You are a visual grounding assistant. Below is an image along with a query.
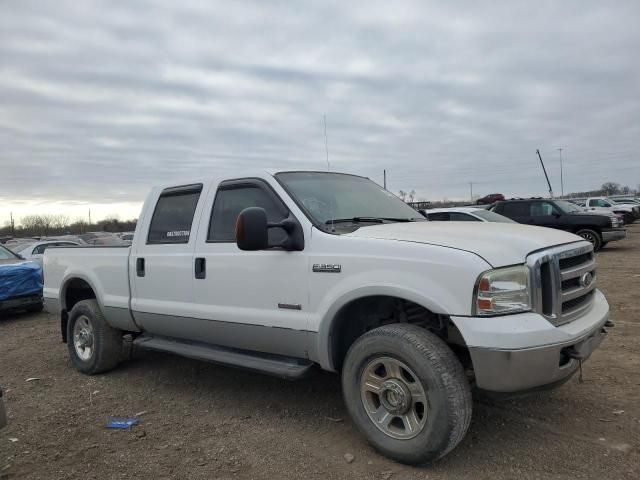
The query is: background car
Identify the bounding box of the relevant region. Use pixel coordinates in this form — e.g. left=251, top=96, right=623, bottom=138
left=476, top=193, right=505, bottom=205
left=420, top=207, right=516, bottom=223
left=13, top=240, right=80, bottom=267
left=0, top=244, right=43, bottom=314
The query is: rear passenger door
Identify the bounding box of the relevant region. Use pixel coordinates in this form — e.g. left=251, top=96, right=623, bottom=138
left=131, top=184, right=209, bottom=336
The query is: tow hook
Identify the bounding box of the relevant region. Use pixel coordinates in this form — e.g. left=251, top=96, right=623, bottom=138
left=561, top=346, right=585, bottom=383
left=605, top=320, right=615, bottom=328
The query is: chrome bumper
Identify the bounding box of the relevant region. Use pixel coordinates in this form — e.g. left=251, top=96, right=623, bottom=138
left=468, top=313, right=609, bottom=393
left=602, top=229, right=626, bottom=242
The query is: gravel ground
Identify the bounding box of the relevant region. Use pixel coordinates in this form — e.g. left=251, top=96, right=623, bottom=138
left=1, top=224, right=639, bottom=479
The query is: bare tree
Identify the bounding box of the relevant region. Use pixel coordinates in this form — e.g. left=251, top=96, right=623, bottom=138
left=408, top=190, right=416, bottom=203
left=398, top=190, right=407, bottom=201
left=601, top=182, right=621, bottom=195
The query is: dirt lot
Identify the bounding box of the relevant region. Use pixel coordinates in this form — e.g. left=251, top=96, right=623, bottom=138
left=1, top=225, right=639, bottom=480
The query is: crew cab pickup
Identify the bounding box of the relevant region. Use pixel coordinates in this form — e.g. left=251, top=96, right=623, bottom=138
left=44, top=171, right=611, bottom=464
left=586, top=197, right=639, bottom=224
left=492, top=198, right=626, bottom=251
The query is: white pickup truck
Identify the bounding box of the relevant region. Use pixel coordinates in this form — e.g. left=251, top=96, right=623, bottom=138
left=44, top=171, right=611, bottom=464
left=586, top=196, right=639, bottom=224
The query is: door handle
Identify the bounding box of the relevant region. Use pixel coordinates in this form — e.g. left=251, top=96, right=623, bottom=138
left=195, top=257, right=206, bottom=279
left=136, top=258, right=145, bottom=277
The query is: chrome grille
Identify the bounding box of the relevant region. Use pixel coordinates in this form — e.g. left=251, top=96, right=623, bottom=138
left=527, top=242, right=596, bottom=326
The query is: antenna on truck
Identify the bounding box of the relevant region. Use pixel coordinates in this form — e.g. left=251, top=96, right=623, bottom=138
left=323, top=114, right=330, bottom=172
left=536, top=149, right=554, bottom=198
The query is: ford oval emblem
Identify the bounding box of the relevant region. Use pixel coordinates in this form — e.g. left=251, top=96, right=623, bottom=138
left=580, top=272, right=593, bottom=288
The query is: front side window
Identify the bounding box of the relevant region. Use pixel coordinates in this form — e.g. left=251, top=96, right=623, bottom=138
left=208, top=184, right=287, bottom=242
left=147, top=185, right=202, bottom=244
left=530, top=202, right=557, bottom=217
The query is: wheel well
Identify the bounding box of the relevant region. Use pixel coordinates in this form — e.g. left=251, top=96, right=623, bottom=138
left=329, top=295, right=458, bottom=371
left=64, top=278, right=96, bottom=312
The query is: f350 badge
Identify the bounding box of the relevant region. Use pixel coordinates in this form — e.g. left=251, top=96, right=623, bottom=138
left=313, top=263, right=342, bottom=273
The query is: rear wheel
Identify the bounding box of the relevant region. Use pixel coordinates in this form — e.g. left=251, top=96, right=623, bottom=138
left=576, top=229, right=602, bottom=251
left=67, top=300, right=122, bottom=374
left=341, top=324, right=472, bottom=465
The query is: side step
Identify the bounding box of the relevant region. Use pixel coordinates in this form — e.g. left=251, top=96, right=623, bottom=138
left=133, top=335, right=315, bottom=380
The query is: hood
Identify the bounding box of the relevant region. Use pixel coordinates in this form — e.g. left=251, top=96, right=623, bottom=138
left=346, top=222, right=584, bottom=267
left=0, top=258, right=24, bottom=266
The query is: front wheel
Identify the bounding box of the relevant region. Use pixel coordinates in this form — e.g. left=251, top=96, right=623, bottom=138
left=576, top=229, right=602, bottom=251
left=341, top=324, right=472, bottom=465
left=67, top=300, right=123, bottom=374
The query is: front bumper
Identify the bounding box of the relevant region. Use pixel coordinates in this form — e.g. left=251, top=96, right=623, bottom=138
left=602, top=228, right=627, bottom=242
left=450, top=289, right=610, bottom=393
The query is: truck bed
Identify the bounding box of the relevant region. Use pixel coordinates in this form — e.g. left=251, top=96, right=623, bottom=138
left=43, top=246, right=131, bottom=315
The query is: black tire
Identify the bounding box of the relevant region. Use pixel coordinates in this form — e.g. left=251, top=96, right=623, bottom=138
left=341, top=324, right=472, bottom=465
left=67, top=300, right=122, bottom=374
left=576, top=229, right=602, bottom=251
left=623, top=213, right=634, bottom=224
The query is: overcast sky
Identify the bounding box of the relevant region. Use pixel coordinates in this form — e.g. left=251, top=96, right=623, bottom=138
left=1, top=0, right=639, bottom=224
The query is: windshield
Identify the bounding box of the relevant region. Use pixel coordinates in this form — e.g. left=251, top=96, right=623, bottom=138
left=555, top=200, right=583, bottom=213
left=276, top=172, right=424, bottom=229
left=472, top=209, right=516, bottom=223
left=0, top=245, right=20, bottom=260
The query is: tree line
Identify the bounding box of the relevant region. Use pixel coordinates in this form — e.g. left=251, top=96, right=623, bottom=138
left=1, top=214, right=137, bottom=239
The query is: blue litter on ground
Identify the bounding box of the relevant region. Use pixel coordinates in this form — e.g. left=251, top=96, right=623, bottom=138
left=106, top=417, right=139, bottom=429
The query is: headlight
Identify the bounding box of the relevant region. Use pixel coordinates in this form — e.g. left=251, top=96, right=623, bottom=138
left=473, top=265, right=531, bottom=316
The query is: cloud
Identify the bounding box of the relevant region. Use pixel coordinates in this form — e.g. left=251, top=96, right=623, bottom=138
left=1, top=0, right=639, bottom=221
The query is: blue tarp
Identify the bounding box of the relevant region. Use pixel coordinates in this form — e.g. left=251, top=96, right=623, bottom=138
left=0, top=262, right=43, bottom=301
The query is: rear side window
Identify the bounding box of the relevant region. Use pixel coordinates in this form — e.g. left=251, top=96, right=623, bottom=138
left=449, top=212, right=480, bottom=221
left=500, top=202, right=530, bottom=217
left=208, top=185, right=287, bottom=242
left=147, top=185, right=202, bottom=244
left=427, top=212, right=451, bottom=221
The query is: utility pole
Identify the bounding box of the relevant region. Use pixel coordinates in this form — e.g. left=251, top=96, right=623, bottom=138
left=10, top=211, right=15, bottom=237
left=383, top=169, right=387, bottom=190
left=88, top=208, right=92, bottom=227
left=557, top=147, right=564, bottom=197
left=469, top=182, right=474, bottom=204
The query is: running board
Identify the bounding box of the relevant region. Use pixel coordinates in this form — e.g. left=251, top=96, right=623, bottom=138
left=133, top=335, right=315, bottom=380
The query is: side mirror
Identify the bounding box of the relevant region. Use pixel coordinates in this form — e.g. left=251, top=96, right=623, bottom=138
left=235, top=207, right=269, bottom=251
left=235, top=208, right=305, bottom=252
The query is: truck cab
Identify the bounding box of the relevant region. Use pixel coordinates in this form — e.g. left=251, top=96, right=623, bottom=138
left=43, top=170, right=611, bottom=465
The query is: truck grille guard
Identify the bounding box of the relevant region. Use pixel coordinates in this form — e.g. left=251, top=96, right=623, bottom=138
left=527, top=242, right=596, bottom=326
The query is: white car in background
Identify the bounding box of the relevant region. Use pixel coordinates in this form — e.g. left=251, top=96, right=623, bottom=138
left=420, top=207, right=516, bottom=223
left=14, top=240, right=80, bottom=266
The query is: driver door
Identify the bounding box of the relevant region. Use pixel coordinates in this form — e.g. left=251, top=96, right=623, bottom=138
left=191, top=178, right=310, bottom=358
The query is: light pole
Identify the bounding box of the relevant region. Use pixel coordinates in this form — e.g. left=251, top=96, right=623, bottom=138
left=557, top=147, right=564, bottom=197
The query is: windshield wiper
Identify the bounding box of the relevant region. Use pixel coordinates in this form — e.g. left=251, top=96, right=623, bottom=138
left=324, top=217, right=416, bottom=225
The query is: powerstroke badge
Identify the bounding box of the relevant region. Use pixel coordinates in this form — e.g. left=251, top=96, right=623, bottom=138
left=313, top=264, right=341, bottom=273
